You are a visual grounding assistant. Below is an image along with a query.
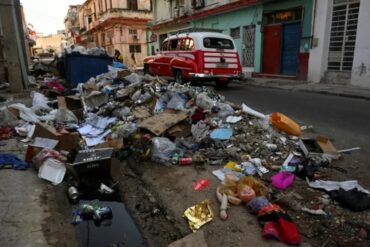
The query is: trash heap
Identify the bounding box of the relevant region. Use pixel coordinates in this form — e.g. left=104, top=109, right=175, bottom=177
left=0, top=68, right=368, bottom=245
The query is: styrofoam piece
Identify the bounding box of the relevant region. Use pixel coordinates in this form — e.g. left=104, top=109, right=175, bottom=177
left=38, top=158, right=66, bottom=185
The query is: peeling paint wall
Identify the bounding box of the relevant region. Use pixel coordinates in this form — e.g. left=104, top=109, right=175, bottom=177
left=351, top=0, right=370, bottom=88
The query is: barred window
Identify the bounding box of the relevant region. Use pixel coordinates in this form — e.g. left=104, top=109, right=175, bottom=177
left=230, top=27, right=240, bottom=39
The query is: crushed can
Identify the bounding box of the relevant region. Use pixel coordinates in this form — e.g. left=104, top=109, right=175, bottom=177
left=71, top=208, right=83, bottom=225
left=93, top=206, right=113, bottom=221
left=179, top=157, right=192, bottom=166
left=67, top=185, right=79, bottom=202
left=81, top=204, right=95, bottom=216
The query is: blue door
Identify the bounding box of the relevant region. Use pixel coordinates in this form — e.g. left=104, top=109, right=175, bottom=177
left=280, top=22, right=301, bottom=75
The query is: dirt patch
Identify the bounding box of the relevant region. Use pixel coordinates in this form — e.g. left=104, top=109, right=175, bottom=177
left=116, top=160, right=182, bottom=246
left=40, top=184, right=78, bottom=246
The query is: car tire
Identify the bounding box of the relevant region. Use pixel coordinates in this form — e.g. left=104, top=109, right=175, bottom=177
left=143, top=64, right=150, bottom=75
left=216, top=80, right=229, bottom=88
left=175, top=70, right=183, bottom=84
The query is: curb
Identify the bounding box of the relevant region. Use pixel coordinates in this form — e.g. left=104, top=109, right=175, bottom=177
left=244, top=82, right=370, bottom=101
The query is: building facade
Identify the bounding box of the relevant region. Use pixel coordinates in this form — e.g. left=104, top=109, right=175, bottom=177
left=35, top=33, right=65, bottom=54
left=308, top=0, right=370, bottom=88
left=64, top=5, right=81, bottom=46
left=150, top=0, right=313, bottom=79
left=77, top=0, right=152, bottom=67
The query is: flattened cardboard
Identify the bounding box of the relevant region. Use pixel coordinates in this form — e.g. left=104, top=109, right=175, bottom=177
left=138, top=111, right=188, bottom=136
left=33, top=122, right=80, bottom=151
left=117, top=87, right=135, bottom=98
left=117, top=70, right=132, bottom=78
left=133, top=106, right=151, bottom=119
left=167, top=121, right=191, bottom=138
left=95, top=137, right=124, bottom=150
left=84, top=92, right=108, bottom=109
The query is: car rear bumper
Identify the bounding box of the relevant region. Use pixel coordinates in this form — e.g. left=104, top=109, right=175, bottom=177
left=188, top=73, right=242, bottom=80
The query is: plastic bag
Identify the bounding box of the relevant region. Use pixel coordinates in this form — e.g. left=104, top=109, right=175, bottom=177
left=217, top=103, right=234, bottom=118
left=125, top=73, right=143, bottom=85
left=196, top=93, right=215, bottom=111
left=32, top=148, right=61, bottom=170
left=115, top=123, right=137, bottom=138
left=72, top=45, right=87, bottom=54
left=55, top=108, right=79, bottom=123
left=9, top=103, right=39, bottom=123
left=31, top=91, right=52, bottom=112
left=0, top=106, right=19, bottom=127
left=151, top=137, right=176, bottom=164
left=38, top=109, right=57, bottom=122
left=167, top=93, right=187, bottom=110
left=191, top=120, right=210, bottom=143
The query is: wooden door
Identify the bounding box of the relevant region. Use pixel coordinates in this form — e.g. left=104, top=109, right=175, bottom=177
left=262, top=24, right=282, bottom=74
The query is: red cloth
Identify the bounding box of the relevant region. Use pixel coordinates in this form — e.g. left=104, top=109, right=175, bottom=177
left=258, top=204, right=302, bottom=245
left=262, top=218, right=302, bottom=245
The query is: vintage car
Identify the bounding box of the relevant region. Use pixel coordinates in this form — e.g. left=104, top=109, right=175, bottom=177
left=143, top=32, right=242, bottom=87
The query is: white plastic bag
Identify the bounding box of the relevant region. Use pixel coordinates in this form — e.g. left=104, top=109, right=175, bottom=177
left=55, top=108, right=79, bottom=123
left=125, top=73, right=143, bottom=85
left=167, top=93, right=187, bottom=110
left=217, top=103, right=235, bottom=118
left=31, top=91, right=52, bottom=112
left=151, top=137, right=176, bottom=164
left=196, top=92, right=215, bottom=111
left=191, top=120, right=210, bottom=143
left=0, top=106, right=19, bottom=127
left=9, top=103, right=39, bottom=122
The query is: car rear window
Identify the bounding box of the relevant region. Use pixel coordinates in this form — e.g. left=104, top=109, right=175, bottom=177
left=203, top=37, right=234, bottom=50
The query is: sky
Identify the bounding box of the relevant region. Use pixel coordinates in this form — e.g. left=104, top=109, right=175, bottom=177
left=21, top=0, right=85, bottom=35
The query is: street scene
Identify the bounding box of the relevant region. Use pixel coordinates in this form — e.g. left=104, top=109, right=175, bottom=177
left=0, top=0, right=370, bottom=246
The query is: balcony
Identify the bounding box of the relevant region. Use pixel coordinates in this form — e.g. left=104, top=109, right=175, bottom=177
left=99, top=8, right=152, bottom=23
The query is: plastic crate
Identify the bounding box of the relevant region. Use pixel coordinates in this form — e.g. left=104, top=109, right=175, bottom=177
left=64, top=53, right=112, bottom=86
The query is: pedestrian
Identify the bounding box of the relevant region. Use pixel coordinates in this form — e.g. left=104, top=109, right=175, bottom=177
left=131, top=52, right=136, bottom=68
left=114, top=49, right=123, bottom=63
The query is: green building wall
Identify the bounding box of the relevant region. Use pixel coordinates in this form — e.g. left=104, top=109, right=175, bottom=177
left=192, top=5, right=264, bottom=72
left=191, top=0, right=313, bottom=73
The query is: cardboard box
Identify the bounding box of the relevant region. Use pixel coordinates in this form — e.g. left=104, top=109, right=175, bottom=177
left=33, top=122, right=80, bottom=151
left=299, top=136, right=337, bottom=157
left=25, top=137, right=59, bottom=163
left=57, top=96, right=84, bottom=120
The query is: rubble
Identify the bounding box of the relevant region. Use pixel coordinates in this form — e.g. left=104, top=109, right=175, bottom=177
left=0, top=66, right=368, bottom=246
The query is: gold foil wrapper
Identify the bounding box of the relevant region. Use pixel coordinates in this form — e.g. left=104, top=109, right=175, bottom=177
left=183, top=199, right=214, bottom=232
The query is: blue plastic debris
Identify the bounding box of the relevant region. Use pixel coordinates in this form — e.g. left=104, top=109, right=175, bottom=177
left=210, top=128, right=233, bottom=140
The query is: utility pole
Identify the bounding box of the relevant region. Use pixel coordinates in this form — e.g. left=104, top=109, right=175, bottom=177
left=0, top=0, right=28, bottom=92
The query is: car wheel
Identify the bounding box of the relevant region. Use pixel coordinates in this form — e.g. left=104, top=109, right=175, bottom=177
left=143, top=64, right=150, bottom=75
left=216, top=80, right=229, bottom=88
left=175, top=70, right=183, bottom=84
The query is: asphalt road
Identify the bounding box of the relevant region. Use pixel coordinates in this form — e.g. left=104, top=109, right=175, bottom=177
left=215, top=82, right=370, bottom=186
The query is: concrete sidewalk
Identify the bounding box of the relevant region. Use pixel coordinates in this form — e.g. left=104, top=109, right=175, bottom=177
left=245, top=78, right=370, bottom=100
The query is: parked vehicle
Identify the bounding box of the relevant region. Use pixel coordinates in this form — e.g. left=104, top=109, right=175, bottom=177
left=143, top=32, right=242, bottom=87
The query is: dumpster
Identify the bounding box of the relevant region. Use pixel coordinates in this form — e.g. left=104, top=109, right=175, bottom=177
left=64, top=53, right=113, bottom=86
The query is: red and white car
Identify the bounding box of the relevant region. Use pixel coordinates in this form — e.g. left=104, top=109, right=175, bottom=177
left=144, top=32, right=243, bottom=87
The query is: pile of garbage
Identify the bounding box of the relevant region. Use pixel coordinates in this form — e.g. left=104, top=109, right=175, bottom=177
left=0, top=67, right=367, bottom=245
